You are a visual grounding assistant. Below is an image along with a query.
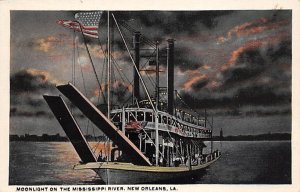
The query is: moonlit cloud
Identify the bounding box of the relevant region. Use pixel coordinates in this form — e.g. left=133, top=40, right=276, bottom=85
left=10, top=10, right=291, bottom=135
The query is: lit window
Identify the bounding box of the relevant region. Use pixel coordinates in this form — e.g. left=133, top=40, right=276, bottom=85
left=145, top=112, right=153, bottom=122
left=137, top=112, right=144, bottom=121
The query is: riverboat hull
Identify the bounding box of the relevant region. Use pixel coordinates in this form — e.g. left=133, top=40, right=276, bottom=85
left=74, top=155, right=220, bottom=184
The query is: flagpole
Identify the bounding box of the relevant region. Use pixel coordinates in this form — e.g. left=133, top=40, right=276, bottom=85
left=107, top=11, right=111, bottom=120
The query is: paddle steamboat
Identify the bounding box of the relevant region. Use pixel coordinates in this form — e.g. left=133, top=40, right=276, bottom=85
left=44, top=11, right=221, bottom=184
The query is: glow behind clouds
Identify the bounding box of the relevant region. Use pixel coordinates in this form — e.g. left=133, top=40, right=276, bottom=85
left=10, top=10, right=291, bottom=136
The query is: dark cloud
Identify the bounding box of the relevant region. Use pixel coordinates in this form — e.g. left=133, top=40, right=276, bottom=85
left=235, top=85, right=290, bottom=106
left=179, top=83, right=290, bottom=111
left=243, top=109, right=291, bottom=116
left=10, top=106, right=87, bottom=119
left=191, top=79, right=209, bottom=91
left=111, top=81, right=132, bottom=104
left=217, top=39, right=291, bottom=90
left=10, top=69, right=55, bottom=94
left=174, top=48, right=203, bottom=72
left=10, top=107, right=51, bottom=118
left=212, top=108, right=291, bottom=117
left=178, top=92, right=231, bottom=109
left=114, top=11, right=233, bottom=34
left=146, top=45, right=203, bottom=72
left=10, top=10, right=292, bottom=135
left=10, top=69, right=59, bottom=118
left=268, top=40, right=291, bottom=62
left=222, top=49, right=266, bottom=86
left=26, top=98, right=45, bottom=107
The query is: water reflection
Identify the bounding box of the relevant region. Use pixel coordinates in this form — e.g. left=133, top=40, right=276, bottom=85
left=9, top=141, right=291, bottom=185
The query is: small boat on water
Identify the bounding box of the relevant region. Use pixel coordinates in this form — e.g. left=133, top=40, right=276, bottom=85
left=44, top=11, right=221, bottom=184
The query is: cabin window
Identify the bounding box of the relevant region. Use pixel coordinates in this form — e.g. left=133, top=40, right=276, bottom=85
left=174, top=120, right=178, bottom=127
left=162, top=116, right=167, bottom=124
left=171, top=119, right=175, bottom=126
left=112, top=113, right=121, bottom=122
left=145, top=112, right=153, bottom=122
left=125, top=112, right=129, bottom=123
left=137, top=112, right=144, bottom=121
left=129, top=112, right=135, bottom=121
left=184, top=117, right=190, bottom=122
left=168, top=117, right=172, bottom=125
left=158, top=114, right=162, bottom=123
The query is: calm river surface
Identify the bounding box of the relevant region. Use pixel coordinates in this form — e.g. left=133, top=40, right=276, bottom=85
left=9, top=141, right=291, bottom=185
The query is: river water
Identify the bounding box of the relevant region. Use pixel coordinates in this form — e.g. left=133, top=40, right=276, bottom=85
left=9, top=141, right=291, bottom=185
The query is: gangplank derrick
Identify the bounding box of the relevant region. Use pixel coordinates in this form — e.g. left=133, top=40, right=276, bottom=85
left=56, top=83, right=152, bottom=166
left=44, top=95, right=97, bottom=163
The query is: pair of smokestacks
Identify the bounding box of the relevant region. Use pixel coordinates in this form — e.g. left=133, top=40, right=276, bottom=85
left=133, top=32, right=174, bottom=115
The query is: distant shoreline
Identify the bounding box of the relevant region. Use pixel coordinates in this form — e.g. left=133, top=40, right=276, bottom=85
left=212, top=133, right=291, bottom=141
left=9, top=133, right=291, bottom=142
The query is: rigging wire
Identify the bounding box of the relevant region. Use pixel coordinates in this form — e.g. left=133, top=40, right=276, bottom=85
left=69, top=30, right=76, bottom=115
left=72, top=30, right=76, bottom=85
left=144, top=70, right=156, bottom=89
left=96, top=17, right=158, bottom=108
left=120, top=19, right=214, bottom=128
left=175, top=91, right=213, bottom=128
left=117, top=19, right=158, bottom=100
left=92, top=21, right=156, bottom=110
left=77, top=22, right=107, bottom=105
left=119, top=21, right=157, bottom=91
left=101, top=55, right=108, bottom=109
left=111, top=56, right=132, bottom=85
left=112, top=13, right=156, bottom=112
left=74, top=34, right=92, bottom=137
left=119, top=21, right=156, bottom=48
left=76, top=23, right=109, bottom=157
left=75, top=38, right=88, bottom=96
left=110, top=59, right=133, bottom=107
left=111, top=58, right=116, bottom=108
left=176, top=91, right=202, bottom=117
left=111, top=51, right=157, bottom=108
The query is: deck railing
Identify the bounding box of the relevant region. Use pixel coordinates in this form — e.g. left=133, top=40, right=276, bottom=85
left=111, top=108, right=212, bottom=139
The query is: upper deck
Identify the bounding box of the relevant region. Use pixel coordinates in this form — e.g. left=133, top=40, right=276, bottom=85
left=111, top=107, right=212, bottom=139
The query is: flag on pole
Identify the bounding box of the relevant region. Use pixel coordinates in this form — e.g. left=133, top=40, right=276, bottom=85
left=56, top=11, right=103, bottom=39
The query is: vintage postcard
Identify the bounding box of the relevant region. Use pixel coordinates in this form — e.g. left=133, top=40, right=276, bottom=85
left=1, top=0, right=300, bottom=191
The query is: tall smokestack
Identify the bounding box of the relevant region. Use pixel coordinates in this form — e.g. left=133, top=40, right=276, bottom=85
left=133, top=31, right=141, bottom=101
left=167, top=39, right=175, bottom=115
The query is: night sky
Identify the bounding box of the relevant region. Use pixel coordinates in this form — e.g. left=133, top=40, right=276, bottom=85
left=10, top=10, right=291, bottom=136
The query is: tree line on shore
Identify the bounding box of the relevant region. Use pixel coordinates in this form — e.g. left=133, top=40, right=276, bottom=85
left=9, top=132, right=291, bottom=142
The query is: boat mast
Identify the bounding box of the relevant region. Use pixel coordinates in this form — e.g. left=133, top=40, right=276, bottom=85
left=155, top=42, right=159, bottom=110
left=133, top=32, right=141, bottom=103
left=155, top=110, right=159, bottom=165
left=155, top=42, right=159, bottom=166
left=204, top=109, right=207, bottom=127
left=211, top=116, right=214, bottom=153
left=107, top=11, right=111, bottom=119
